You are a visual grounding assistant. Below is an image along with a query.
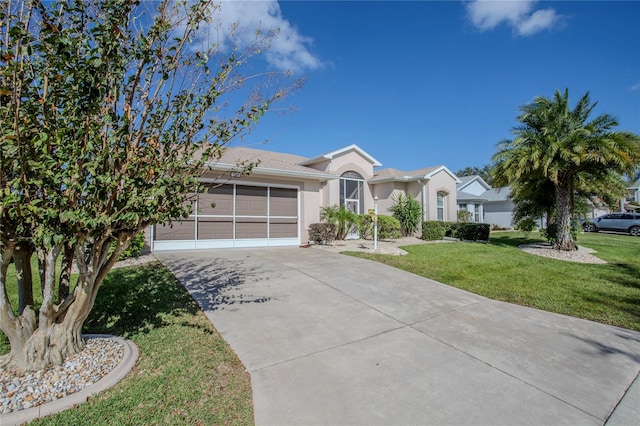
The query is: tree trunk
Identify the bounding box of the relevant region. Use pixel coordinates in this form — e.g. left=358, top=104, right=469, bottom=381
left=13, top=245, right=34, bottom=314
left=0, top=236, right=128, bottom=374
left=59, top=244, right=74, bottom=302
left=554, top=181, right=577, bottom=251
left=2, top=322, right=84, bottom=374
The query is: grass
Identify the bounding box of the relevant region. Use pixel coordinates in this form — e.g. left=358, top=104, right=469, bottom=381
left=1, top=262, right=254, bottom=425
left=347, top=231, right=640, bottom=331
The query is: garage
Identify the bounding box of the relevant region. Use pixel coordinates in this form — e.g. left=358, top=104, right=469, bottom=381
left=152, top=182, right=299, bottom=250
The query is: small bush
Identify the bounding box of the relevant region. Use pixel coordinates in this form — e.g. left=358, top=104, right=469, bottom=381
left=449, top=223, right=490, bottom=241
left=515, top=217, right=537, bottom=233
left=358, top=214, right=402, bottom=240
left=491, top=224, right=509, bottom=231
left=309, top=223, right=337, bottom=245
left=422, top=221, right=451, bottom=240
left=111, top=231, right=146, bottom=260
left=457, top=210, right=472, bottom=223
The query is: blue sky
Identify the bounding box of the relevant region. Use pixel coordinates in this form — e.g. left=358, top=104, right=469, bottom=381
left=217, top=1, right=640, bottom=173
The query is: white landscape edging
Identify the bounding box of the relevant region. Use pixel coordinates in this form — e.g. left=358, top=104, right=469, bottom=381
left=0, top=335, right=139, bottom=425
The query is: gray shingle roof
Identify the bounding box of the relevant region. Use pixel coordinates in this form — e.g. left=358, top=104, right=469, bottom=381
left=210, top=147, right=335, bottom=179
left=482, top=186, right=512, bottom=202
left=457, top=190, right=488, bottom=202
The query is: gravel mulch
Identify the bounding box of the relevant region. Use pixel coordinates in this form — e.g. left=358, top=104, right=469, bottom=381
left=310, top=236, right=452, bottom=255
left=0, top=337, right=123, bottom=414
left=518, top=243, right=607, bottom=264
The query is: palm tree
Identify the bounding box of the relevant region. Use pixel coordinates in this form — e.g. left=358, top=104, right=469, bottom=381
left=493, top=89, right=640, bottom=250
left=320, top=205, right=358, bottom=240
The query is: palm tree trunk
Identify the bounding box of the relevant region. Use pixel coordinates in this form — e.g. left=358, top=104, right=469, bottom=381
left=554, top=181, right=577, bottom=251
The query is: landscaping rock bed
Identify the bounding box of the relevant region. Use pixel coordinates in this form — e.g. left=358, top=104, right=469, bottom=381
left=0, top=337, right=123, bottom=414
left=518, top=243, right=607, bottom=264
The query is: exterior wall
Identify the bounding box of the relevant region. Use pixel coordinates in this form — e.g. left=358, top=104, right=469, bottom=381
left=372, top=182, right=406, bottom=215
left=483, top=200, right=515, bottom=229
left=301, top=180, right=322, bottom=242
left=424, top=170, right=458, bottom=221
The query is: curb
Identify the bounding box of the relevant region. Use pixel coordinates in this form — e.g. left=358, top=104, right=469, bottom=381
left=1, top=334, right=139, bottom=425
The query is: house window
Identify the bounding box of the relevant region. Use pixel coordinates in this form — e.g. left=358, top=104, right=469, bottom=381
left=340, top=171, right=364, bottom=214
left=458, top=204, right=467, bottom=211
left=474, top=204, right=481, bottom=223
left=437, top=192, right=446, bottom=221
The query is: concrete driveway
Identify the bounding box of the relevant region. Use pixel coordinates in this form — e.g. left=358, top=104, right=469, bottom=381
left=156, top=247, right=640, bottom=426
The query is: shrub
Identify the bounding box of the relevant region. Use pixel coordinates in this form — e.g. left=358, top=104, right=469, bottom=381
left=309, top=223, right=337, bottom=245
left=378, top=215, right=402, bottom=239
left=422, top=221, right=451, bottom=240
left=491, top=224, right=509, bottom=231
left=449, top=223, right=490, bottom=241
left=389, top=193, right=422, bottom=236
left=358, top=214, right=402, bottom=240
left=515, top=217, right=537, bottom=233
left=357, top=214, right=373, bottom=239
left=457, top=210, right=472, bottom=223
left=111, top=231, right=147, bottom=260
left=320, top=205, right=357, bottom=240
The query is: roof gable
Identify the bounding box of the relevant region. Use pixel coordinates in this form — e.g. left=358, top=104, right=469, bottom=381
left=457, top=175, right=491, bottom=192
left=299, top=144, right=382, bottom=167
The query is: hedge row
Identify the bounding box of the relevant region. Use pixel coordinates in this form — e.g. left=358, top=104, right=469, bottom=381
left=421, top=221, right=490, bottom=241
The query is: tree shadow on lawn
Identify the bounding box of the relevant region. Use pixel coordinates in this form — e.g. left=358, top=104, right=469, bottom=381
left=84, top=262, right=202, bottom=337
left=488, top=234, right=543, bottom=249
left=607, top=262, right=640, bottom=290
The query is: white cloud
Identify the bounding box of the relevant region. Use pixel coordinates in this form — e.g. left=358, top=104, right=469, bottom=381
left=466, top=0, right=563, bottom=36
left=205, top=1, right=322, bottom=73
left=631, top=83, right=640, bottom=91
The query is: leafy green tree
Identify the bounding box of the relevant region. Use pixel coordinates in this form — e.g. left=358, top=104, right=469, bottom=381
left=493, top=89, right=640, bottom=250
left=0, top=0, right=296, bottom=373
left=389, top=193, right=422, bottom=236
left=455, top=165, right=494, bottom=186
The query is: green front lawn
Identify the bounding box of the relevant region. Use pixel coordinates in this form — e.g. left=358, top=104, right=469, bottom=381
left=1, top=263, right=254, bottom=425
left=348, top=231, right=640, bottom=331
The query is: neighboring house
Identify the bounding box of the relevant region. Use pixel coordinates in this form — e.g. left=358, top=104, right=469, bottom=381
left=481, top=186, right=517, bottom=229
left=456, top=175, right=491, bottom=223
left=625, top=179, right=640, bottom=211
left=455, top=176, right=516, bottom=229
left=456, top=176, right=613, bottom=229
left=151, top=144, right=460, bottom=251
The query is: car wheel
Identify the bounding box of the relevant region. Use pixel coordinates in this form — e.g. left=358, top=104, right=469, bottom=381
left=583, top=223, right=596, bottom=232
left=630, top=226, right=640, bottom=237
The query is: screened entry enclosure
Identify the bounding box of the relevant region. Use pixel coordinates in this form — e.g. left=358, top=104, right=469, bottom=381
left=152, top=183, right=300, bottom=250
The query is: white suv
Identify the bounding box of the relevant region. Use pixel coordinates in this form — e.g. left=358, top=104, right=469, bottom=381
left=583, top=213, right=640, bottom=236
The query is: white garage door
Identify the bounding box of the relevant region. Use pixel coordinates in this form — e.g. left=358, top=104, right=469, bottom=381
left=152, top=183, right=299, bottom=250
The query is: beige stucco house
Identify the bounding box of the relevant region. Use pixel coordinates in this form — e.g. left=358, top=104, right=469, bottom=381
left=151, top=144, right=460, bottom=251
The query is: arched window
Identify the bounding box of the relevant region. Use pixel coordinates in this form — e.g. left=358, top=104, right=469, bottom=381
left=340, top=171, right=364, bottom=214
left=437, top=192, right=447, bottom=221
